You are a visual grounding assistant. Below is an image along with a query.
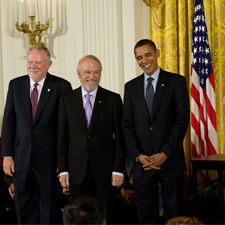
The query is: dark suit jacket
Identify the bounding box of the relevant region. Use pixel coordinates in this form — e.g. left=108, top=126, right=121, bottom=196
left=121, top=69, right=190, bottom=178
left=1, top=73, right=72, bottom=173
left=57, top=86, right=125, bottom=185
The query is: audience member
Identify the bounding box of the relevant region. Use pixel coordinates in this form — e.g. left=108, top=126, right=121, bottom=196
left=116, top=155, right=163, bottom=224
left=166, top=216, right=204, bottom=225
left=116, top=154, right=137, bottom=224
left=63, top=196, right=106, bottom=225
left=0, top=138, right=16, bottom=224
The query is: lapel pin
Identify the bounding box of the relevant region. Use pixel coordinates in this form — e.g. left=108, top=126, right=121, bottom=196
left=99, top=100, right=102, bottom=103
left=161, top=84, right=164, bottom=86
left=47, top=89, right=50, bottom=92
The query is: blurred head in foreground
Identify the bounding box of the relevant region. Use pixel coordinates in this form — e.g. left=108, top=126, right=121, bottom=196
left=63, top=196, right=106, bottom=224
left=166, top=216, right=204, bottom=225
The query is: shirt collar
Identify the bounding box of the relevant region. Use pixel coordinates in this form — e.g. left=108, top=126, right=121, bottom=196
left=81, top=86, right=98, bottom=98
left=144, top=66, right=160, bottom=83
left=30, top=76, right=46, bottom=87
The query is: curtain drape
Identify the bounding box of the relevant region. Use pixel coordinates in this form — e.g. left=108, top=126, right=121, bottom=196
left=144, top=0, right=225, bottom=189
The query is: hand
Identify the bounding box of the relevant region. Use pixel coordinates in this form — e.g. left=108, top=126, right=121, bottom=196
left=62, top=187, right=70, bottom=195
left=121, top=188, right=136, bottom=205
left=223, top=95, right=225, bottom=106
left=142, top=152, right=167, bottom=171
left=111, top=174, right=123, bottom=186
left=8, top=183, right=15, bottom=199
left=138, top=154, right=160, bottom=171
left=125, top=190, right=136, bottom=205
left=59, top=174, right=70, bottom=188
left=3, top=157, right=15, bottom=176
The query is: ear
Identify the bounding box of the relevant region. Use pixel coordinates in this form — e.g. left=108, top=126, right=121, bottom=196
left=47, top=60, right=53, bottom=69
left=156, top=49, right=160, bottom=58
left=77, top=71, right=81, bottom=79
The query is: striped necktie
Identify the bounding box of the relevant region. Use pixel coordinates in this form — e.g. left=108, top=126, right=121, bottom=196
left=146, top=77, right=154, bottom=115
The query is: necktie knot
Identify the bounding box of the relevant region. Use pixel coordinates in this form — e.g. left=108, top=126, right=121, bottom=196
left=147, top=77, right=154, bottom=83
left=85, top=93, right=91, bottom=101
left=34, top=82, right=38, bottom=89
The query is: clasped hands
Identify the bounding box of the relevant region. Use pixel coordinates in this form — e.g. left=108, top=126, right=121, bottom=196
left=138, top=152, right=167, bottom=171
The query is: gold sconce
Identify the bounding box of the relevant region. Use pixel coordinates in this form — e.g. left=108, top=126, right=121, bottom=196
left=15, top=0, right=49, bottom=47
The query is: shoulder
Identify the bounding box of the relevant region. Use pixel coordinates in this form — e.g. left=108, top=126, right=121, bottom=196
left=98, top=86, right=121, bottom=99
left=160, top=69, right=187, bottom=85
left=48, top=74, right=71, bottom=86
left=125, top=74, right=144, bottom=87
left=10, top=75, right=28, bottom=84
left=61, top=86, right=80, bottom=99
left=161, top=69, right=186, bottom=80
left=7, top=75, right=29, bottom=91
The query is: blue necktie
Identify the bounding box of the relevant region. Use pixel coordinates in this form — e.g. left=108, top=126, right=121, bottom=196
left=85, top=93, right=92, bottom=128
left=146, top=77, right=154, bottom=115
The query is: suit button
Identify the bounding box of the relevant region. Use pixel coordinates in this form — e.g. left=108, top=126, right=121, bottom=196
left=87, top=135, right=91, bottom=138
left=150, top=127, right=153, bottom=130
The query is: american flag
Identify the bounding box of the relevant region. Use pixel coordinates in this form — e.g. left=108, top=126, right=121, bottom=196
left=191, top=0, right=218, bottom=158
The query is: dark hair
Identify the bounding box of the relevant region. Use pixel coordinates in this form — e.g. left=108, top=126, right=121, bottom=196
left=134, top=39, right=157, bottom=54
left=63, top=196, right=106, bottom=224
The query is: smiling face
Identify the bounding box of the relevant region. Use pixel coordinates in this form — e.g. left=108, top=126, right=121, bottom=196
left=77, top=58, right=101, bottom=92
left=135, top=44, right=160, bottom=77
left=27, top=50, right=52, bottom=82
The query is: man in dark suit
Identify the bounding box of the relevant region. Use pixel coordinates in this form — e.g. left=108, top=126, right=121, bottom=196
left=121, top=39, right=190, bottom=224
left=1, top=46, right=72, bottom=224
left=57, top=55, right=125, bottom=224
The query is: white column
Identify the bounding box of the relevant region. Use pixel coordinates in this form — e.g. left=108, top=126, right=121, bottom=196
left=81, top=0, right=124, bottom=95
left=0, top=0, right=150, bottom=128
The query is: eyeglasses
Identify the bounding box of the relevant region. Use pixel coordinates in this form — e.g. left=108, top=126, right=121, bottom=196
left=83, top=71, right=101, bottom=76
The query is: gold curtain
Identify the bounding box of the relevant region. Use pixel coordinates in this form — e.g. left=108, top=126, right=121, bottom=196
left=143, top=0, right=225, bottom=187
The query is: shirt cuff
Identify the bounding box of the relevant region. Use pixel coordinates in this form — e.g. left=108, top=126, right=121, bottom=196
left=136, top=154, right=143, bottom=162
left=59, top=171, right=69, bottom=176
left=112, top=172, right=124, bottom=177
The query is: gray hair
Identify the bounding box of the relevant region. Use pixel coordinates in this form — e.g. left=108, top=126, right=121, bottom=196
left=77, top=55, right=102, bottom=73
left=27, top=46, right=51, bottom=61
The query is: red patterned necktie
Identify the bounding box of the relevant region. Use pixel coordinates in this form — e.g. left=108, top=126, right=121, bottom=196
left=31, top=83, right=38, bottom=121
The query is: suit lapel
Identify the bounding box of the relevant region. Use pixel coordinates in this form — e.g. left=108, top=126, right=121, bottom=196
left=136, top=75, right=150, bottom=121
left=151, top=70, right=168, bottom=117
left=21, top=76, right=33, bottom=124
left=33, top=73, right=53, bottom=124
left=74, top=87, right=88, bottom=131
left=88, top=86, right=105, bottom=131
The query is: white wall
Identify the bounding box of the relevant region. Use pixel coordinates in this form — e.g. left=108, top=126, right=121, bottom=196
left=0, top=0, right=150, bottom=131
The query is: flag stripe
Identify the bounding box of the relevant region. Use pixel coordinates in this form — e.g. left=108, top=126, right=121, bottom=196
left=191, top=0, right=218, bottom=159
